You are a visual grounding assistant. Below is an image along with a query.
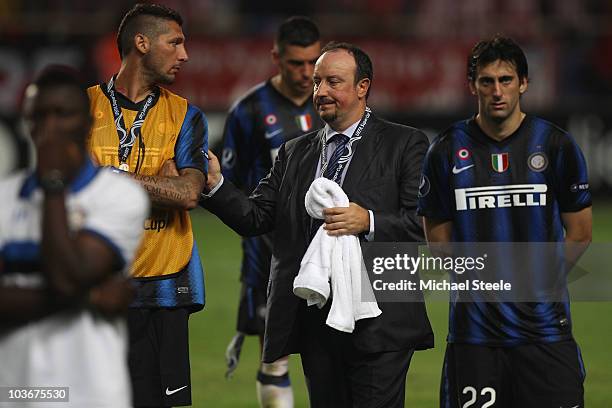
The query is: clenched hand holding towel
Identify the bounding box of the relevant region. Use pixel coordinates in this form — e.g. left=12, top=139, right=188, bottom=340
left=293, top=177, right=381, bottom=333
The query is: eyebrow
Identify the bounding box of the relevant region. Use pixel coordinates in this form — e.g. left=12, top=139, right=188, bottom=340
left=478, top=74, right=514, bottom=81
left=287, top=58, right=316, bottom=64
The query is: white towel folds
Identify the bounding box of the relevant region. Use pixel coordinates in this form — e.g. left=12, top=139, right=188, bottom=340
left=293, top=177, right=382, bottom=333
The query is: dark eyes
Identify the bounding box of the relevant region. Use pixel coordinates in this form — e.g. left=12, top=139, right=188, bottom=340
left=480, top=77, right=513, bottom=85
left=312, top=78, right=341, bottom=87
left=28, top=108, right=79, bottom=122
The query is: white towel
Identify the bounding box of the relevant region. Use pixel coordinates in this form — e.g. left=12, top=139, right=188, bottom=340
left=293, top=177, right=382, bottom=333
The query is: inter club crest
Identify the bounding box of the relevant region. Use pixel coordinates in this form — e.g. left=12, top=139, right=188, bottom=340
left=295, top=114, right=312, bottom=132
left=527, top=152, right=548, bottom=172
left=491, top=153, right=509, bottom=173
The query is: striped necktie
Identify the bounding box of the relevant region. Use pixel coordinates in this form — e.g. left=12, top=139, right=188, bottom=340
left=309, top=133, right=350, bottom=239
left=323, top=133, right=350, bottom=182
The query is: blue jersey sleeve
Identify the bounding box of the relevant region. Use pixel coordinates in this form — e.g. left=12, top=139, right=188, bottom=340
left=555, top=134, right=592, bottom=212
left=417, top=136, right=454, bottom=221
left=221, top=102, right=254, bottom=189
left=175, top=104, right=208, bottom=175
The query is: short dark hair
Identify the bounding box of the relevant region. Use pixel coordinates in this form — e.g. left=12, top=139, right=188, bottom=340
left=467, top=35, right=529, bottom=83
left=276, top=16, right=320, bottom=55
left=33, top=65, right=89, bottom=111
left=117, top=3, right=183, bottom=59
left=320, top=41, right=373, bottom=99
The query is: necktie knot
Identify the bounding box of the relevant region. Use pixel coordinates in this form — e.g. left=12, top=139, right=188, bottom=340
left=330, top=133, right=349, bottom=146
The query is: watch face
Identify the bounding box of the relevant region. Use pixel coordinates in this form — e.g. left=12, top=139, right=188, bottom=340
left=40, top=170, right=66, bottom=193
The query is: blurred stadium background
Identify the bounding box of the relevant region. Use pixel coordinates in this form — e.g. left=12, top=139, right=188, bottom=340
left=1, top=0, right=611, bottom=406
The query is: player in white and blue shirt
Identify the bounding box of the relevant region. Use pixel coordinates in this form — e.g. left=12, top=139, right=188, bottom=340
left=0, top=67, right=149, bottom=408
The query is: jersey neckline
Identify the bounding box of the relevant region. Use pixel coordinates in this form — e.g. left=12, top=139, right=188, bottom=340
left=466, top=114, right=533, bottom=146
left=265, top=78, right=314, bottom=110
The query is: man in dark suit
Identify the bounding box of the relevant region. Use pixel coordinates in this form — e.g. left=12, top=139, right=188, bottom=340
left=202, top=42, right=433, bottom=407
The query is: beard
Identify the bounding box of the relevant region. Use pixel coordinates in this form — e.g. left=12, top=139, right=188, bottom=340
left=316, top=97, right=338, bottom=124
left=142, top=52, right=175, bottom=85
left=319, top=109, right=337, bottom=124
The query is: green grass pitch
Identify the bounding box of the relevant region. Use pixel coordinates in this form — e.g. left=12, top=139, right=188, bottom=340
left=188, top=202, right=612, bottom=407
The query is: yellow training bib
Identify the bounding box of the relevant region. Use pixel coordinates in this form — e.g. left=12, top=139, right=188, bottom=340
left=87, top=85, right=193, bottom=278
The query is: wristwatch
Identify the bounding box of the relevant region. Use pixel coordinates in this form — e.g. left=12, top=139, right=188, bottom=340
left=40, top=169, right=66, bottom=194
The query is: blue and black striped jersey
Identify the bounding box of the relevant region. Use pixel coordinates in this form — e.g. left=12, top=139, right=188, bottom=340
left=220, top=80, right=322, bottom=288
left=418, top=115, right=592, bottom=345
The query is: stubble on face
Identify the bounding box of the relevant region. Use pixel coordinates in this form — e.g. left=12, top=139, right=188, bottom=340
left=141, top=20, right=186, bottom=86
left=473, top=60, right=526, bottom=124
left=142, top=50, right=174, bottom=85
left=279, top=42, right=321, bottom=98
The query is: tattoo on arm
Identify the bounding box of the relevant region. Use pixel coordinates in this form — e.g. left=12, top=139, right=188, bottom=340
left=132, top=169, right=204, bottom=210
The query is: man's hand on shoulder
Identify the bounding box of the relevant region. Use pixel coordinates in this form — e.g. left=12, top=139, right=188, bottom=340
left=205, top=149, right=222, bottom=192
left=323, top=203, right=370, bottom=236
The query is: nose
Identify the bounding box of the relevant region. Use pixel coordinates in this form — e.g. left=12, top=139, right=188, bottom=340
left=303, top=63, right=314, bottom=79
left=493, top=80, right=502, bottom=97
left=178, top=44, right=188, bottom=62
left=38, top=112, right=59, bottom=131
left=314, top=80, right=328, bottom=98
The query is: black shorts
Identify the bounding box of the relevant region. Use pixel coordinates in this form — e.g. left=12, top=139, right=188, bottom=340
left=440, top=340, right=585, bottom=408
left=128, top=308, right=191, bottom=407
left=236, top=282, right=267, bottom=336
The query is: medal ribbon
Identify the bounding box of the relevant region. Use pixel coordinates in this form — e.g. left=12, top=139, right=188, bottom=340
left=320, top=106, right=371, bottom=183
left=101, top=75, right=160, bottom=169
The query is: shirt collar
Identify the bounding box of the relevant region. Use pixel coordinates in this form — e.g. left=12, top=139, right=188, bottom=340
left=324, top=118, right=362, bottom=142
left=19, top=156, right=100, bottom=199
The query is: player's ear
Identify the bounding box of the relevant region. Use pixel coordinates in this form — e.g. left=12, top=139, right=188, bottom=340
left=357, top=78, right=370, bottom=99
left=134, top=33, right=150, bottom=55
left=519, top=77, right=528, bottom=95
left=271, top=45, right=280, bottom=66
left=468, top=81, right=477, bottom=95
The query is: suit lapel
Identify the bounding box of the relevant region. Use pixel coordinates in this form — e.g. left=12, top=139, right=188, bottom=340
left=342, top=114, right=384, bottom=197
left=297, top=129, right=324, bottom=240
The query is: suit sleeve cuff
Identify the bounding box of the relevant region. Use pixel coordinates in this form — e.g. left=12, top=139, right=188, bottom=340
left=364, top=210, right=375, bottom=241
left=201, top=175, right=224, bottom=199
